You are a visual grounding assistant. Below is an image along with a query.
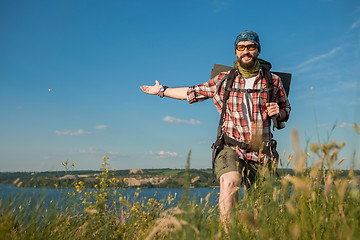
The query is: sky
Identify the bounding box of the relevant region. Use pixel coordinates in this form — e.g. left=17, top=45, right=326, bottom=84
left=1, top=0, right=359, bottom=172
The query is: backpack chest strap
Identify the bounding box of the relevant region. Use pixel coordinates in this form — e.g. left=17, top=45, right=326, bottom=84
left=224, top=87, right=272, bottom=93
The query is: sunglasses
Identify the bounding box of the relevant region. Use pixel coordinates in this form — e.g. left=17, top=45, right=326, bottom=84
left=236, top=43, right=257, bottom=51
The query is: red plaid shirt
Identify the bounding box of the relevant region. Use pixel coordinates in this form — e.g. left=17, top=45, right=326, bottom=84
left=187, top=68, right=291, bottom=163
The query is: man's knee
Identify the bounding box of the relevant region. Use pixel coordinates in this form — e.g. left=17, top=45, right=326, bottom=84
left=220, top=171, right=240, bottom=190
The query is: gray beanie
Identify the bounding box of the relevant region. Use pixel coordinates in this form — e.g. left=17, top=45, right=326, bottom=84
left=234, top=30, right=261, bottom=52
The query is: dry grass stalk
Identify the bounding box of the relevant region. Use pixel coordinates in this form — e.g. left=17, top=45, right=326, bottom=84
left=334, top=179, right=349, bottom=201
left=145, top=212, right=199, bottom=240
left=85, top=208, right=99, bottom=215
left=239, top=210, right=258, bottom=230
left=354, top=123, right=360, bottom=134
left=283, top=175, right=310, bottom=192
left=230, top=186, right=240, bottom=196
left=337, top=158, right=345, bottom=166
left=190, top=176, right=200, bottom=183
left=13, top=178, right=20, bottom=184
left=287, top=154, right=293, bottom=165
left=145, top=215, right=184, bottom=240
left=74, top=222, right=88, bottom=239
left=323, top=173, right=333, bottom=197
left=285, top=201, right=296, bottom=215
left=272, top=187, right=279, bottom=201
left=309, top=161, right=321, bottom=180
left=290, top=224, right=300, bottom=239
left=291, top=129, right=302, bottom=174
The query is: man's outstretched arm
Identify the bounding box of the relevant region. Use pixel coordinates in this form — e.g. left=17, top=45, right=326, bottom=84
left=140, top=80, right=188, bottom=100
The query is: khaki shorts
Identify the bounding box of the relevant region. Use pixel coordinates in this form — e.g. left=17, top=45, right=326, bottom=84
left=214, top=145, right=262, bottom=188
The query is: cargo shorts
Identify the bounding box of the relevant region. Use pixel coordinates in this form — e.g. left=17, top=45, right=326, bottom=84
left=214, top=145, right=262, bottom=188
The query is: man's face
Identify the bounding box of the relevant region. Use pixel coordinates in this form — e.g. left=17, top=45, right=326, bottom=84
left=235, top=41, right=260, bottom=69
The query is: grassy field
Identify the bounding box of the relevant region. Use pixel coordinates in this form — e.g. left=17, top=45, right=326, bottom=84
left=1, top=130, right=359, bottom=239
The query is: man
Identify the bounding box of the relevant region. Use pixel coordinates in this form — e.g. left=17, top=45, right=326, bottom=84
left=140, top=30, right=291, bottom=225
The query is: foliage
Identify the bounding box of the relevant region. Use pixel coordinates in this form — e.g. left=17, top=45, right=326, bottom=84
left=1, top=167, right=357, bottom=189
left=1, top=131, right=360, bottom=239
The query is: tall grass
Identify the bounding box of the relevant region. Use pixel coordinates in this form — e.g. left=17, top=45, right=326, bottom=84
left=1, top=130, right=359, bottom=239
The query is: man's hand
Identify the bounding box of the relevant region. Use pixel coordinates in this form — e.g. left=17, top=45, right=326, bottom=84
left=266, top=102, right=280, bottom=118
left=140, top=80, right=160, bottom=95
left=140, top=81, right=188, bottom=100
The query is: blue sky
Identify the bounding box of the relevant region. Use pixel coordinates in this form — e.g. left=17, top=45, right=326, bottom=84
left=1, top=0, right=359, bottom=172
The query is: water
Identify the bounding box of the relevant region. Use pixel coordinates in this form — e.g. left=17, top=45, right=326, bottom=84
left=0, top=184, right=220, bottom=206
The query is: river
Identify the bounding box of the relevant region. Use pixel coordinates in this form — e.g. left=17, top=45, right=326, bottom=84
left=0, top=184, right=221, bottom=205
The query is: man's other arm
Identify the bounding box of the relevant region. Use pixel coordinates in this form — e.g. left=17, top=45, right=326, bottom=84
left=140, top=80, right=188, bottom=100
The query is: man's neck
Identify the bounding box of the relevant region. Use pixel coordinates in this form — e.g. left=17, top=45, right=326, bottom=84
left=234, top=60, right=260, bottom=79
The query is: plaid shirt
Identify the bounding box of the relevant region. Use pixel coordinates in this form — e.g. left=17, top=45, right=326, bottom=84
left=187, top=68, right=291, bottom=163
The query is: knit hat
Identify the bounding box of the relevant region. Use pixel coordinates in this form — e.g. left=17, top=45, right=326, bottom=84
left=234, top=30, right=261, bottom=53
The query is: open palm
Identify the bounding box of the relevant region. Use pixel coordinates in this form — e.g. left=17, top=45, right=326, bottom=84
left=140, top=80, right=160, bottom=95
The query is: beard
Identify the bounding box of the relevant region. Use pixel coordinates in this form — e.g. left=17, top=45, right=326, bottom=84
left=238, top=53, right=258, bottom=69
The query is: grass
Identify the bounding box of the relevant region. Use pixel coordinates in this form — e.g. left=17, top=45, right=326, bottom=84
left=0, top=129, right=359, bottom=239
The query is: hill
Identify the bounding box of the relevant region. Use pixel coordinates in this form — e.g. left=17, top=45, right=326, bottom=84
left=1, top=168, right=358, bottom=188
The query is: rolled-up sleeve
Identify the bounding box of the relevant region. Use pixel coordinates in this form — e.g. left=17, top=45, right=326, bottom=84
left=187, top=73, right=226, bottom=104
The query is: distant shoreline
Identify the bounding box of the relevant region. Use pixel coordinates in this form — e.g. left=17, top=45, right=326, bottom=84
left=1, top=168, right=358, bottom=189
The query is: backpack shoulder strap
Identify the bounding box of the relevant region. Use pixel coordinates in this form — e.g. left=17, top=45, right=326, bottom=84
left=262, top=67, right=274, bottom=103
left=260, top=67, right=279, bottom=129
left=216, top=68, right=236, bottom=138
left=262, top=67, right=287, bottom=130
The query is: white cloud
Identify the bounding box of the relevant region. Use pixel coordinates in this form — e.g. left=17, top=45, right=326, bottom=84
left=162, top=116, right=202, bottom=125
left=338, top=122, right=356, bottom=129
left=74, top=147, right=122, bottom=157
left=293, top=47, right=341, bottom=72
left=108, top=151, right=121, bottom=156
left=76, top=147, right=101, bottom=154
left=94, top=125, right=108, bottom=130
left=315, top=123, right=330, bottom=129
left=150, top=150, right=178, bottom=158
left=55, top=129, right=91, bottom=136
left=212, top=0, right=231, bottom=13
left=350, top=18, right=360, bottom=30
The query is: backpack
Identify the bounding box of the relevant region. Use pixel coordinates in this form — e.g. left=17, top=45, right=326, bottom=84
left=210, top=63, right=291, bottom=173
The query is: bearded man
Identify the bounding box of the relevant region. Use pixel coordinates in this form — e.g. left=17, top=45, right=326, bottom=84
left=140, top=30, right=291, bottom=225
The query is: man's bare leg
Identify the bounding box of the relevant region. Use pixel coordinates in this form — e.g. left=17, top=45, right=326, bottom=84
left=219, top=171, right=240, bottom=228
